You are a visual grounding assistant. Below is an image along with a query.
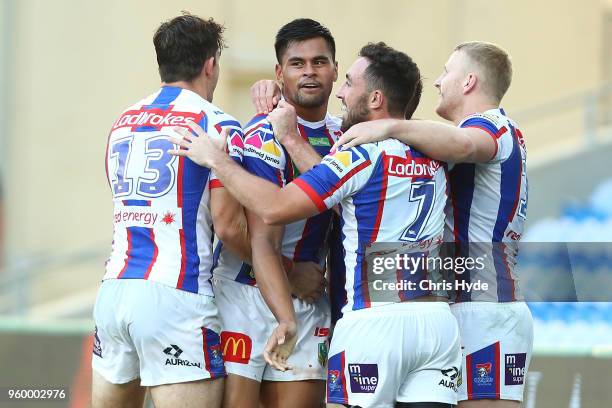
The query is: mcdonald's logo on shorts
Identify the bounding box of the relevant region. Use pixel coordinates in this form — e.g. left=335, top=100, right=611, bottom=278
left=220, top=331, right=252, bottom=364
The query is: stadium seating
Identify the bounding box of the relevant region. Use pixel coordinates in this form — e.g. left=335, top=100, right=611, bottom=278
left=522, top=178, right=612, bottom=353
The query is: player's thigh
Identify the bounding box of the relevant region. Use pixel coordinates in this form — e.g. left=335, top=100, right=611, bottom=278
left=452, top=302, right=533, bottom=403
left=92, top=370, right=146, bottom=408
left=260, top=379, right=325, bottom=408
left=92, top=280, right=141, bottom=386
left=130, top=281, right=225, bottom=386
left=223, top=373, right=261, bottom=408
left=262, top=296, right=330, bottom=384
left=458, top=399, right=520, bottom=408
left=326, top=310, right=402, bottom=407
left=397, top=303, right=461, bottom=406
left=149, top=377, right=224, bottom=408
left=214, top=278, right=269, bottom=382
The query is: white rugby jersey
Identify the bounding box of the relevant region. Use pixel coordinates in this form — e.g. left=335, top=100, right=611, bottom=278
left=294, top=139, right=448, bottom=312
left=104, top=86, right=242, bottom=295
left=445, top=108, right=528, bottom=302
left=212, top=113, right=342, bottom=285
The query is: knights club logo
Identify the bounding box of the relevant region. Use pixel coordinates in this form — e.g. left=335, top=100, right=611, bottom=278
left=476, top=362, right=492, bottom=378
left=328, top=369, right=341, bottom=391
left=474, top=362, right=494, bottom=386
left=210, top=343, right=224, bottom=367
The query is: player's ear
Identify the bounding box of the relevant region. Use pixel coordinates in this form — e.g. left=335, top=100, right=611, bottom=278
left=333, top=61, right=338, bottom=82
left=464, top=73, right=477, bottom=95
left=369, top=90, right=384, bottom=110
left=275, top=63, right=283, bottom=85
left=203, top=56, right=216, bottom=78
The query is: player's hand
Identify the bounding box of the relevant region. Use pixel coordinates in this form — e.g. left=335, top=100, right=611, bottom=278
left=331, top=118, right=398, bottom=151
left=251, top=79, right=281, bottom=114
left=264, top=320, right=297, bottom=371
left=168, top=121, right=228, bottom=168
left=268, top=100, right=301, bottom=145
left=288, top=261, right=326, bottom=304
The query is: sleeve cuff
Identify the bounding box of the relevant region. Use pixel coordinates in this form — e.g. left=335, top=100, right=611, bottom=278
left=210, top=179, right=224, bottom=189
left=465, top=125, right=507, bottom=162
left=293, top=178, right=327, bottom=212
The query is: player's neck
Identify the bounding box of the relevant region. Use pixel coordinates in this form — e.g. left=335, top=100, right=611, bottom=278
left=162, top=80, right=212, bottom=102
left=452, top=99, right=499, bottom=125
left=368, top=109, right=398, bottom=121
left=292, top=103, right=328, bottom=123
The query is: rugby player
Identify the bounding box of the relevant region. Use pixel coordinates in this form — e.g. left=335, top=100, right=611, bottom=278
left=93, top=14, right=294, bottom=408
left=170, top=42, right=462, bottom=408
left=333, top=42, right=533, bottom=408
left=210, top=18, right=341, bottom=408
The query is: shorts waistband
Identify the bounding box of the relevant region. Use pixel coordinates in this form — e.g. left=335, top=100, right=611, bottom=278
left=450, top=300, right=527, bottom=312
left=345, top=301, right=451, bottom=317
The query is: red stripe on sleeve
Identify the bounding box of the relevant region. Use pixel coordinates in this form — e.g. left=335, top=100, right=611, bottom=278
left=210, top=179, right=223, bottom=189
left=293, top=178, right=327, bottom=212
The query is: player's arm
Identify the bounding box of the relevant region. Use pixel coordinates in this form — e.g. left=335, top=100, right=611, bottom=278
left=170, top=123, right=320, bottom=225
left=210, top=188, right=251, bottom=263
left=334, top=118, right=496, bottom=163
left=247, top=208, right=296, bottom=322
left=267, top=101, right=323, bottom=173
left=217, top=162, right=318, bottom=226
left=246, top=209, right=298, bottom=370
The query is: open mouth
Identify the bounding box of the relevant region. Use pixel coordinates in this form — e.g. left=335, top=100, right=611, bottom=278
left=300, top=83, right=321, bottom=90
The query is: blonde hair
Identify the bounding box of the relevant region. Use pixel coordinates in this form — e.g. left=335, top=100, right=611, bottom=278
left=455, top=41, right=512, bottom=103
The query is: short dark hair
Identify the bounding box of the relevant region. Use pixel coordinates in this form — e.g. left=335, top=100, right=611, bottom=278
left=274, top=18, right=336, bottom=63
left=359, top=42, right=421, bottom=117
left=153, top=12, right=226, bottom=83
left=405, top=77, right=423, bottom=119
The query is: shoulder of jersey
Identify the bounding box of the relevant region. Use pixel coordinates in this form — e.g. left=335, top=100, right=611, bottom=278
left=243, top=113, right=276, bottom=145
left=121, top=91, right=158, bottom=114
left=241, top=113, right=284, bottom=165
left=209, top=109, right=242, bottom=132
left=463, top=110, right=506, bottom=129
left=322, top=145, right=372, bottom=177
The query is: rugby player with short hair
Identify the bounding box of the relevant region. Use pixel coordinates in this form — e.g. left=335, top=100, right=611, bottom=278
left=334, top=41, right=533, bottom=408
left=92, top=13, right=284, bottom=408
left=170, top=42, right=462, bottom=408
left=210, top=18, right=340, bottom=408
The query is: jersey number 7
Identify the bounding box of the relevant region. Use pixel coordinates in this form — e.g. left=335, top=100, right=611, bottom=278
left=399, top=181, right=436, bottom=242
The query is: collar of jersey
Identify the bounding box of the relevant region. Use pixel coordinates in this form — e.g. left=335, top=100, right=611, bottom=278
left=297, top=114, right=331, bottom=129
left=160, top=85, right=215, bottom=109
